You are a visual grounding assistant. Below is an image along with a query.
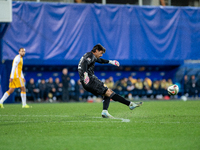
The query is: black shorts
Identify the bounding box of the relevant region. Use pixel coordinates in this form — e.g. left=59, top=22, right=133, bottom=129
left=81, top=76, right=108, bottom=96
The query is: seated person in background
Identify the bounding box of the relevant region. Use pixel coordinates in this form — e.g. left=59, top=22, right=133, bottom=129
left=143, top=77, right=152, bottom=97
left=126, top=76, right=135, bottom=100
left=116, top=78, right=127, bottom=92
left=104, top=79, right=110, bottom=88
left=128, top=76, right=137, bottom=85
left=160, top=79, right=168, bottom=96
left=134, top=78, right=144, bottom=97
left=54, top=77, right=63, bottom=100
left=38, top=79, right=47, bottom=101
left=46, top=77, right=56, bottom=101
left=26, top=78, right=39, bottom=101
left=152, top=80, right=161, bottom=97
left=166, top=78, right=173, bottom=87
left=106, top=76, right=114, bottom=89
left=196, top=76, right=200, bottom=98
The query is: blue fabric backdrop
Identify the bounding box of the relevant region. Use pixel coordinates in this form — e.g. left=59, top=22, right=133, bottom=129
left=1, top=2, right=200, bottom=65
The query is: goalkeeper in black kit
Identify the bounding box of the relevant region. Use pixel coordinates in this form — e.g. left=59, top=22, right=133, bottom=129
left=78, top=44, right=143, bottom=118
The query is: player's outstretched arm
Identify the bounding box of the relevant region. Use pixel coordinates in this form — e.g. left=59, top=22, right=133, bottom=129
left=96, top=58, right=109, bottom=64
left=96, top=58, right=120, bottom=67
left=109, top=60, right=120, bottom=67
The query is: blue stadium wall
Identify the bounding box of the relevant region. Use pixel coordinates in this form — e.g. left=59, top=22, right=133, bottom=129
left=0, top=2, right=200, bottom=102
left=1, top=2, right=200, bottom=65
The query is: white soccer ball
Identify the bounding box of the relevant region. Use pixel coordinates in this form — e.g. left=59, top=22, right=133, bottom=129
left=167, top=84, right=179, bottom=96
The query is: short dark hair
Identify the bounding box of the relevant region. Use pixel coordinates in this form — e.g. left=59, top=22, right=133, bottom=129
left=19, top=48, right=25, bottom=52
left=91, top=44, right=106, bottom=53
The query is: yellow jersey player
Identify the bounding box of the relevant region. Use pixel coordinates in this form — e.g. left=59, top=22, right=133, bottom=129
left=0, top=48, right=31, bottom=108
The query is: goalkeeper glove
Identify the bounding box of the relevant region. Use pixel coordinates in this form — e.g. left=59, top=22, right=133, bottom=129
left=109, top=60, right=120, bottom=67
left=84, top=72, right=90, bottom=85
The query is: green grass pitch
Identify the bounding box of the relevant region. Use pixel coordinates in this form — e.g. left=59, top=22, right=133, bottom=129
left=0, top=100, right=200, bottom=150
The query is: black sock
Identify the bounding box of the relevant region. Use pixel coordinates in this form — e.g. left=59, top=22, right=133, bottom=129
left=103, top=96, right=110, bottom=110
left=110, top=93, right=131, bottom=106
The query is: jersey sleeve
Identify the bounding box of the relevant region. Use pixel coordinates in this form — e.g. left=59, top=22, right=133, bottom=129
left=96, top=58, right=109, bottom=64
left=85, top=56, right=93, bottom=65
left=82, top=54, right=94, bottom=73
left=10, top=56, right=20, bottom=78
left=81, top=61, right=88, bottom=73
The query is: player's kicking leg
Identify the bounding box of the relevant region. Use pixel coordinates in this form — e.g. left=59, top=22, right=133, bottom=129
left=129, top=101, right=143, bottom=110
left=105, top=89, right=143, bottom=110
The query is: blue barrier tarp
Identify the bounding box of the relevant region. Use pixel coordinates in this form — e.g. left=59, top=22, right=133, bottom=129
left=2, top=3, right=200, bottom=65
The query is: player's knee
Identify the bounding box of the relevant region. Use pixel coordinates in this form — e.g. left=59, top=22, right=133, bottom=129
left=20, top=87, right=26, bottom=92
left=8, top=88, right=14, bottom=94
left=105, top=89, right=114, bottom=97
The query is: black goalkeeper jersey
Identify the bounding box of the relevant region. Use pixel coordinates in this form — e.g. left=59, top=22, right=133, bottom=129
left=78, top=52, right=109, bottom=81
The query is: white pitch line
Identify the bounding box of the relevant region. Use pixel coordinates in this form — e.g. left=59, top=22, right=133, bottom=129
left=1, top=120, right=199, bottom=124
left=1, top=120, right=118, bottom=123
left=0, top=115, right=69, bottom=117
left=1, top=115, right=199, bottom=124
left=115, top=118, right=130, bottom=122
left=133, top=121, right=200, bottom=124
left=0, top=115, right=129, bottom=123
left=93, top=117, right=130, bottom=122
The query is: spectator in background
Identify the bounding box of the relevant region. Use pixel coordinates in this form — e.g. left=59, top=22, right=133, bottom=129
left=46, top=77, right=56, bottom=101
left=134, top=78, right=144, bottom=97
left=104, top=79, right=110, bottom=88
left=126, top=76, right=135, bottom=100
left=75, top=79, right=85, bottom=101
left=38, top=79, right=47, bottom=101
left=128, top=76, right=137, bottom=85
left=196, top=75, right=200, bottom=98
left=152, top=80, right=160, bottom=98
left=54, top=77, right=63, bottom=100
left=127, top=76, right=135, bottom=91
left=166, top=78, right=173, bottom=87
left=26, top=78, right=39, bottom=102
left=106, top=76, right=114, bottom=89
left=183, top=75, right=190, bottom=97
left=160, top=0, right=166, bottom=6
left=62, top=68, right=70, bottom=102
left=143, top=0, right=165, bottom=6
left=189, top=75, right=198, bottom=98
left=160, top=79, right=168, bottom=96
left=74, top=0, right=85, bottom=3
left=115, top=78, right=127, bottom=94
left=104, top=76, right=114, bottom=89
left=143, top=77, right=152, bottom=97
